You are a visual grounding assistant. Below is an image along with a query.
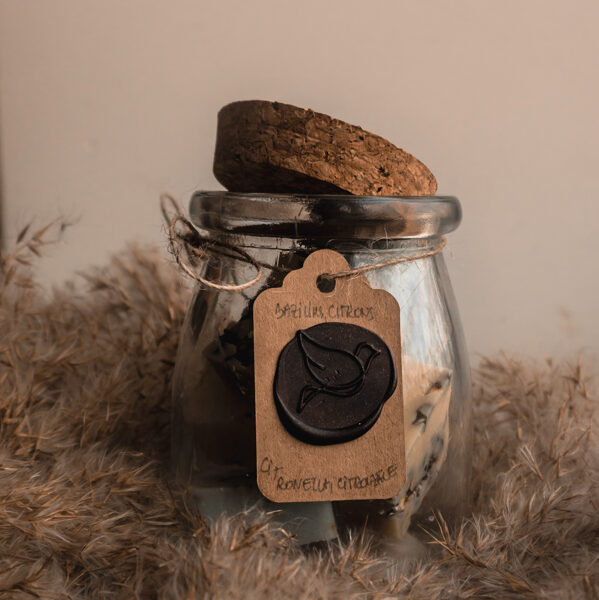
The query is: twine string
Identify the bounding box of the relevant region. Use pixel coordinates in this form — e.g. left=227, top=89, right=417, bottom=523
left=319, top=237, right=446, bottom=281
left=161, top=194, right=446, bottom=291
left=161, top=194, right=264, bottom=291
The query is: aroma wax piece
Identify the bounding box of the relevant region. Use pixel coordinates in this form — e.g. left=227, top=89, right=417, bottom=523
left=213, top=100, right=438, bottom=196
left=175, top=307, right=339, bottom=545
left=333, top=356, right=453, bottom=541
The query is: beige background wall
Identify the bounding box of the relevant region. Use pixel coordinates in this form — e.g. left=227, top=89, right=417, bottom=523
left=1, top=0, right=597, bottom=360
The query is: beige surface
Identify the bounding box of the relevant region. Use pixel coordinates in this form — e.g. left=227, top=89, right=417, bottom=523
left=0, top=0, right=597, bottom=359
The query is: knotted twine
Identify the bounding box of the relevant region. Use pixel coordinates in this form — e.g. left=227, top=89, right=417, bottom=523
left=161, top=194, right=447, bottom=292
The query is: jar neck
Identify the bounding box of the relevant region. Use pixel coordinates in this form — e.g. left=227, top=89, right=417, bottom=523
left=190, top=192, right=461, bottom=249
left=208, top=231, right=444, bottom=254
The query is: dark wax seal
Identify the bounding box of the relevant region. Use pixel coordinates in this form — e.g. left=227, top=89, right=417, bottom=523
left=274, top=322, right=397, bottom=445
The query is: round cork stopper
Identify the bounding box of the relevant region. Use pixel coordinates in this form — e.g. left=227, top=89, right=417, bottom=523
left=213, top=100, right=437, bottom=196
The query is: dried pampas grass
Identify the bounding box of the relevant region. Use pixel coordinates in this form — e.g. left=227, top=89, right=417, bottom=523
left=0, top=223, right=597, bottom=599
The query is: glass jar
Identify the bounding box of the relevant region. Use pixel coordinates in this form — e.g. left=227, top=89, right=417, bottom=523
left=171, top=192, right=471, bottom=549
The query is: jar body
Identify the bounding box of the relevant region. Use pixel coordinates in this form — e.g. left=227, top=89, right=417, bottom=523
left=171, top=193, right=471, bottom=546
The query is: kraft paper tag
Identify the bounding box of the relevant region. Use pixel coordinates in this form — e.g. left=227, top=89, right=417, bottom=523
left=253, top=250, right=405, bottom=502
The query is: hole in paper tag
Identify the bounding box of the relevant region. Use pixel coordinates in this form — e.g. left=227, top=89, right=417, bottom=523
left=253, top=250, right=406, bottom=503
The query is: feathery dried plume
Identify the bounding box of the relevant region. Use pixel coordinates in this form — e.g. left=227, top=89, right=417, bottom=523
left=0, top=222, right=597, bottom=598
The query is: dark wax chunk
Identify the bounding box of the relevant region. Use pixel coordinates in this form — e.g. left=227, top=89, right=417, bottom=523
left=274, top=322, right=397, bottom=445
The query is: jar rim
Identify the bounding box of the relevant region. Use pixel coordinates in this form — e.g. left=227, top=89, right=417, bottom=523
left=190, top=191, right=461, bottom=240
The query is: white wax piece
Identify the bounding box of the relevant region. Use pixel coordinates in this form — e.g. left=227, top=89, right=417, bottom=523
left=335, top=356, right=453, bottom=542
left=193, top=485, right=338, bottom=545
left=392, top=356, right=452, bottom=533
left=277, top=501, right=338, bottom=545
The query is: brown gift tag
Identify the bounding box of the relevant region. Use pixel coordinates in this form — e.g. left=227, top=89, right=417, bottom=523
left=253, top=250, right=405, bottom=502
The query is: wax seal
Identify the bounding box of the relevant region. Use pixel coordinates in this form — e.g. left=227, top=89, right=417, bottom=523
left=274, top=322, right=397, bottom=445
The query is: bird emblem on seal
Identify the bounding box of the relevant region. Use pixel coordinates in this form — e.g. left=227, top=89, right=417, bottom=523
left=273, top=322, right=397, bottom=445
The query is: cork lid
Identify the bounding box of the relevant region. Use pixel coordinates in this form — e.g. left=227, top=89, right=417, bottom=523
left=213, top=100, right=437, bottom=197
